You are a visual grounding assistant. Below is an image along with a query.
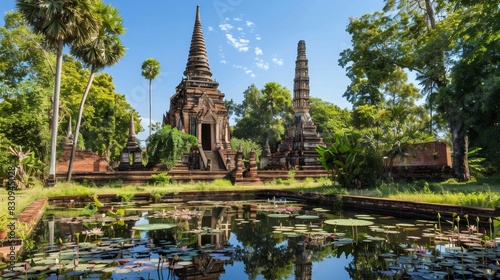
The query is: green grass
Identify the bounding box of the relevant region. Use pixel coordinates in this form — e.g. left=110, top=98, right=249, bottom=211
left=2, top=175, right=500, bottom=216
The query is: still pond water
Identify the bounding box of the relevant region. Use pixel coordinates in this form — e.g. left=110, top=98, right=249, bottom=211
left=7, top=198, right=500, bottom=280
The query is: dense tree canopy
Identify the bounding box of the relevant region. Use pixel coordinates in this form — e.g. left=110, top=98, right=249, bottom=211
left=338, top=0, right=500, bottom=180
left=232, top=83, right=293, bottom=150
left=16, top=0, right=102, bottom=184
left=0, top=11, right=140, bottom=179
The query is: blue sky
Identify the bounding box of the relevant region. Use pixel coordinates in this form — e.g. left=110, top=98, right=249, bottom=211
left=2, top=1, right=384, bottom=142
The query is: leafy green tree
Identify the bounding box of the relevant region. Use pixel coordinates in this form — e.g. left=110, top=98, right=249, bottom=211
left=0, top=11, right=54, bottom=86
left=339, top=0, right=479, bottom=180
left=0, top=81, right=51, bottom=178
left=436, top=0, right=500, bottom=174
left=0, top=11, right=54, bottom=178
left=141, top=58, right=161, bottom=141
left=148, top=125, right=198, bottom=170
left=16, top=0, right=101, bottom=185
left=233, top=83, right=293, bottom=149
left=58, top=57, right=141, bottom=163
left=309, top=97, right=352, bottom=146
left=67, top=2, right=126, bottom=181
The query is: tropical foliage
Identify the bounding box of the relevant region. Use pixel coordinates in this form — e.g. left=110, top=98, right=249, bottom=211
left=141, top=58, right=161, bottom=142
left=339, top=0, right=500, bottom=181
left=67, top=2, right=126, bottom=181
left=16, top=0, right=102, bottom=182
left=148, top=125, right=198, bottom=170
left=0, top=10, right=139, bottom=180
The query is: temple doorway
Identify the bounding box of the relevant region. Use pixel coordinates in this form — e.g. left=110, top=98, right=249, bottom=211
left=202, top=123, right=211, bottom=150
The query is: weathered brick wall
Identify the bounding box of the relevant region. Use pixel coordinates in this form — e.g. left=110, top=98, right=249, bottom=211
left=57, top=147, right=108, bottom=173
left=392, top=141, right=451, bottom=167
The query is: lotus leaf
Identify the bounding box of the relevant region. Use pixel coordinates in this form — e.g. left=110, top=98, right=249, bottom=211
left=295, top=215, right=319, bottom=219
left=324, top=219, right=374, bottom=226
left=267, top=213, right=289, bottom=218
left=132, top=223, right=177, bottom=231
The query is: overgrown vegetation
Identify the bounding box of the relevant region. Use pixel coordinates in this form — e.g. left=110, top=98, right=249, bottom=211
left=147, top=125, right=198, bottom=170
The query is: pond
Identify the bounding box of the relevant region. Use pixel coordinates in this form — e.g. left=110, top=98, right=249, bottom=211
left=4, top=198, right=500, bottom=280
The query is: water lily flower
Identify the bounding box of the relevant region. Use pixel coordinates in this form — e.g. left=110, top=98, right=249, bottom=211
left=24, top=262, right=30, bottom=271
left=182, top=246, right=187, bottom=251
left=74, top=258, right=79, bottom=267
left=91, top=227, right=103, bottom=235
left=416, top=246, right=426, bottom=254
left=468, top=224, right=477, bottom=232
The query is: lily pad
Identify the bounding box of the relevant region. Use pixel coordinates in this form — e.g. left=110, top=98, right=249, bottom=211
left=324, top=219, right=374, bottom=226
left=132, top=223, right=177, bottom=231
left=295, top=215, right=320, bottom=220
left=268, top=213, right=289, bottom=218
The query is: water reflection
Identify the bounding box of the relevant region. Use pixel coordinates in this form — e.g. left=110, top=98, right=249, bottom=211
left=12, top=200, right=498, bottom=280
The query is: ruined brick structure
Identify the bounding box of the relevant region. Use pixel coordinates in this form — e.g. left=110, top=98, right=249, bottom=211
left=57, top=122, right=108, bottom=173
left=265, top=40, right=325, bottom=170
left=163, top=6, right=233, bottom=171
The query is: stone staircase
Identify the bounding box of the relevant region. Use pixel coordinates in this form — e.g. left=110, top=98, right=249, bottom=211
left=203, top=150, right=226, bottom=171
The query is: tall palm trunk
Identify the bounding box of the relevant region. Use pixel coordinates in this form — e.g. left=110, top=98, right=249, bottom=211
left=149, top=78, right=152, bottom=143
left=67, top=69, right=96, bottom=181
left=47, top=39, right=64, bottom=186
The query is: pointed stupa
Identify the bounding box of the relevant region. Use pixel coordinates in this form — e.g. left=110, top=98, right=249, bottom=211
left=164, top=5, right=232, bottom=152
left=66, top=116, right=74, bottom=146
left=183, top=5, right=215, bottom=85
left=65, top=116, right=74, bottom=149
left=127, top=113, right=139, bottom=148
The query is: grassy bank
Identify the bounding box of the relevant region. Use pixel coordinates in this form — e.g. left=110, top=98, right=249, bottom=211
left=1, top=175, right=500, bottom=216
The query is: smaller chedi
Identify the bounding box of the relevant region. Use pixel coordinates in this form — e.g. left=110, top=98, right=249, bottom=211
left=265, top=40, right=325, bottom=170
left=118, top=114, right=145, bottom=171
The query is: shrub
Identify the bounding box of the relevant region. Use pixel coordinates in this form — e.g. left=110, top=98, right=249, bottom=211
left=151, top=172, right=171, bottom=185
left=117, top=193, right=134, bottom=202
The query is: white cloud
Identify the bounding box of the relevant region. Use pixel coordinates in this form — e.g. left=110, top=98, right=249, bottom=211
left=237, top=27, right=243, bottom=31
left=255, top=58, right=269, bottom=70
left=255, top=35, right=261, bottom=41
left=226, top=34, right=249, bottom=52
left=244, top=68, right=256, bottom=78
left=208, top=26, right=214, bottom=32
left=272, top=57, right=284, bottom=66
left=246, top=20, right=254, bottom=27
left=220, top=59, right=227, bottom=64
left=219, top=23, right=233, bottom=31
left=254, top=47, right=263, bottom=56
left=234, top=17, right=242, bottom=21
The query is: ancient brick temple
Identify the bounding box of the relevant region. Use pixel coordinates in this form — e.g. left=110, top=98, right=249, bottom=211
left=265, top=40, right=325, bottom=170
left=163, top=6, right=233, bottom=171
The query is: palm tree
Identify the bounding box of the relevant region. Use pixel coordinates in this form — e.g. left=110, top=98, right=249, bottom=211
left=16, top=0, right=101, bottom=186
left=67, top=3, right=126, bottom=182
left=141, top=58, right=161, bottom=143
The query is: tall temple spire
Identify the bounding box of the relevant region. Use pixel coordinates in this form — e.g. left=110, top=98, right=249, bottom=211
left=293, top=40, right=310, bottom=116
left=270, top=40, right=324, bottom=170
left=183, top=5, right=213, bottom=83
